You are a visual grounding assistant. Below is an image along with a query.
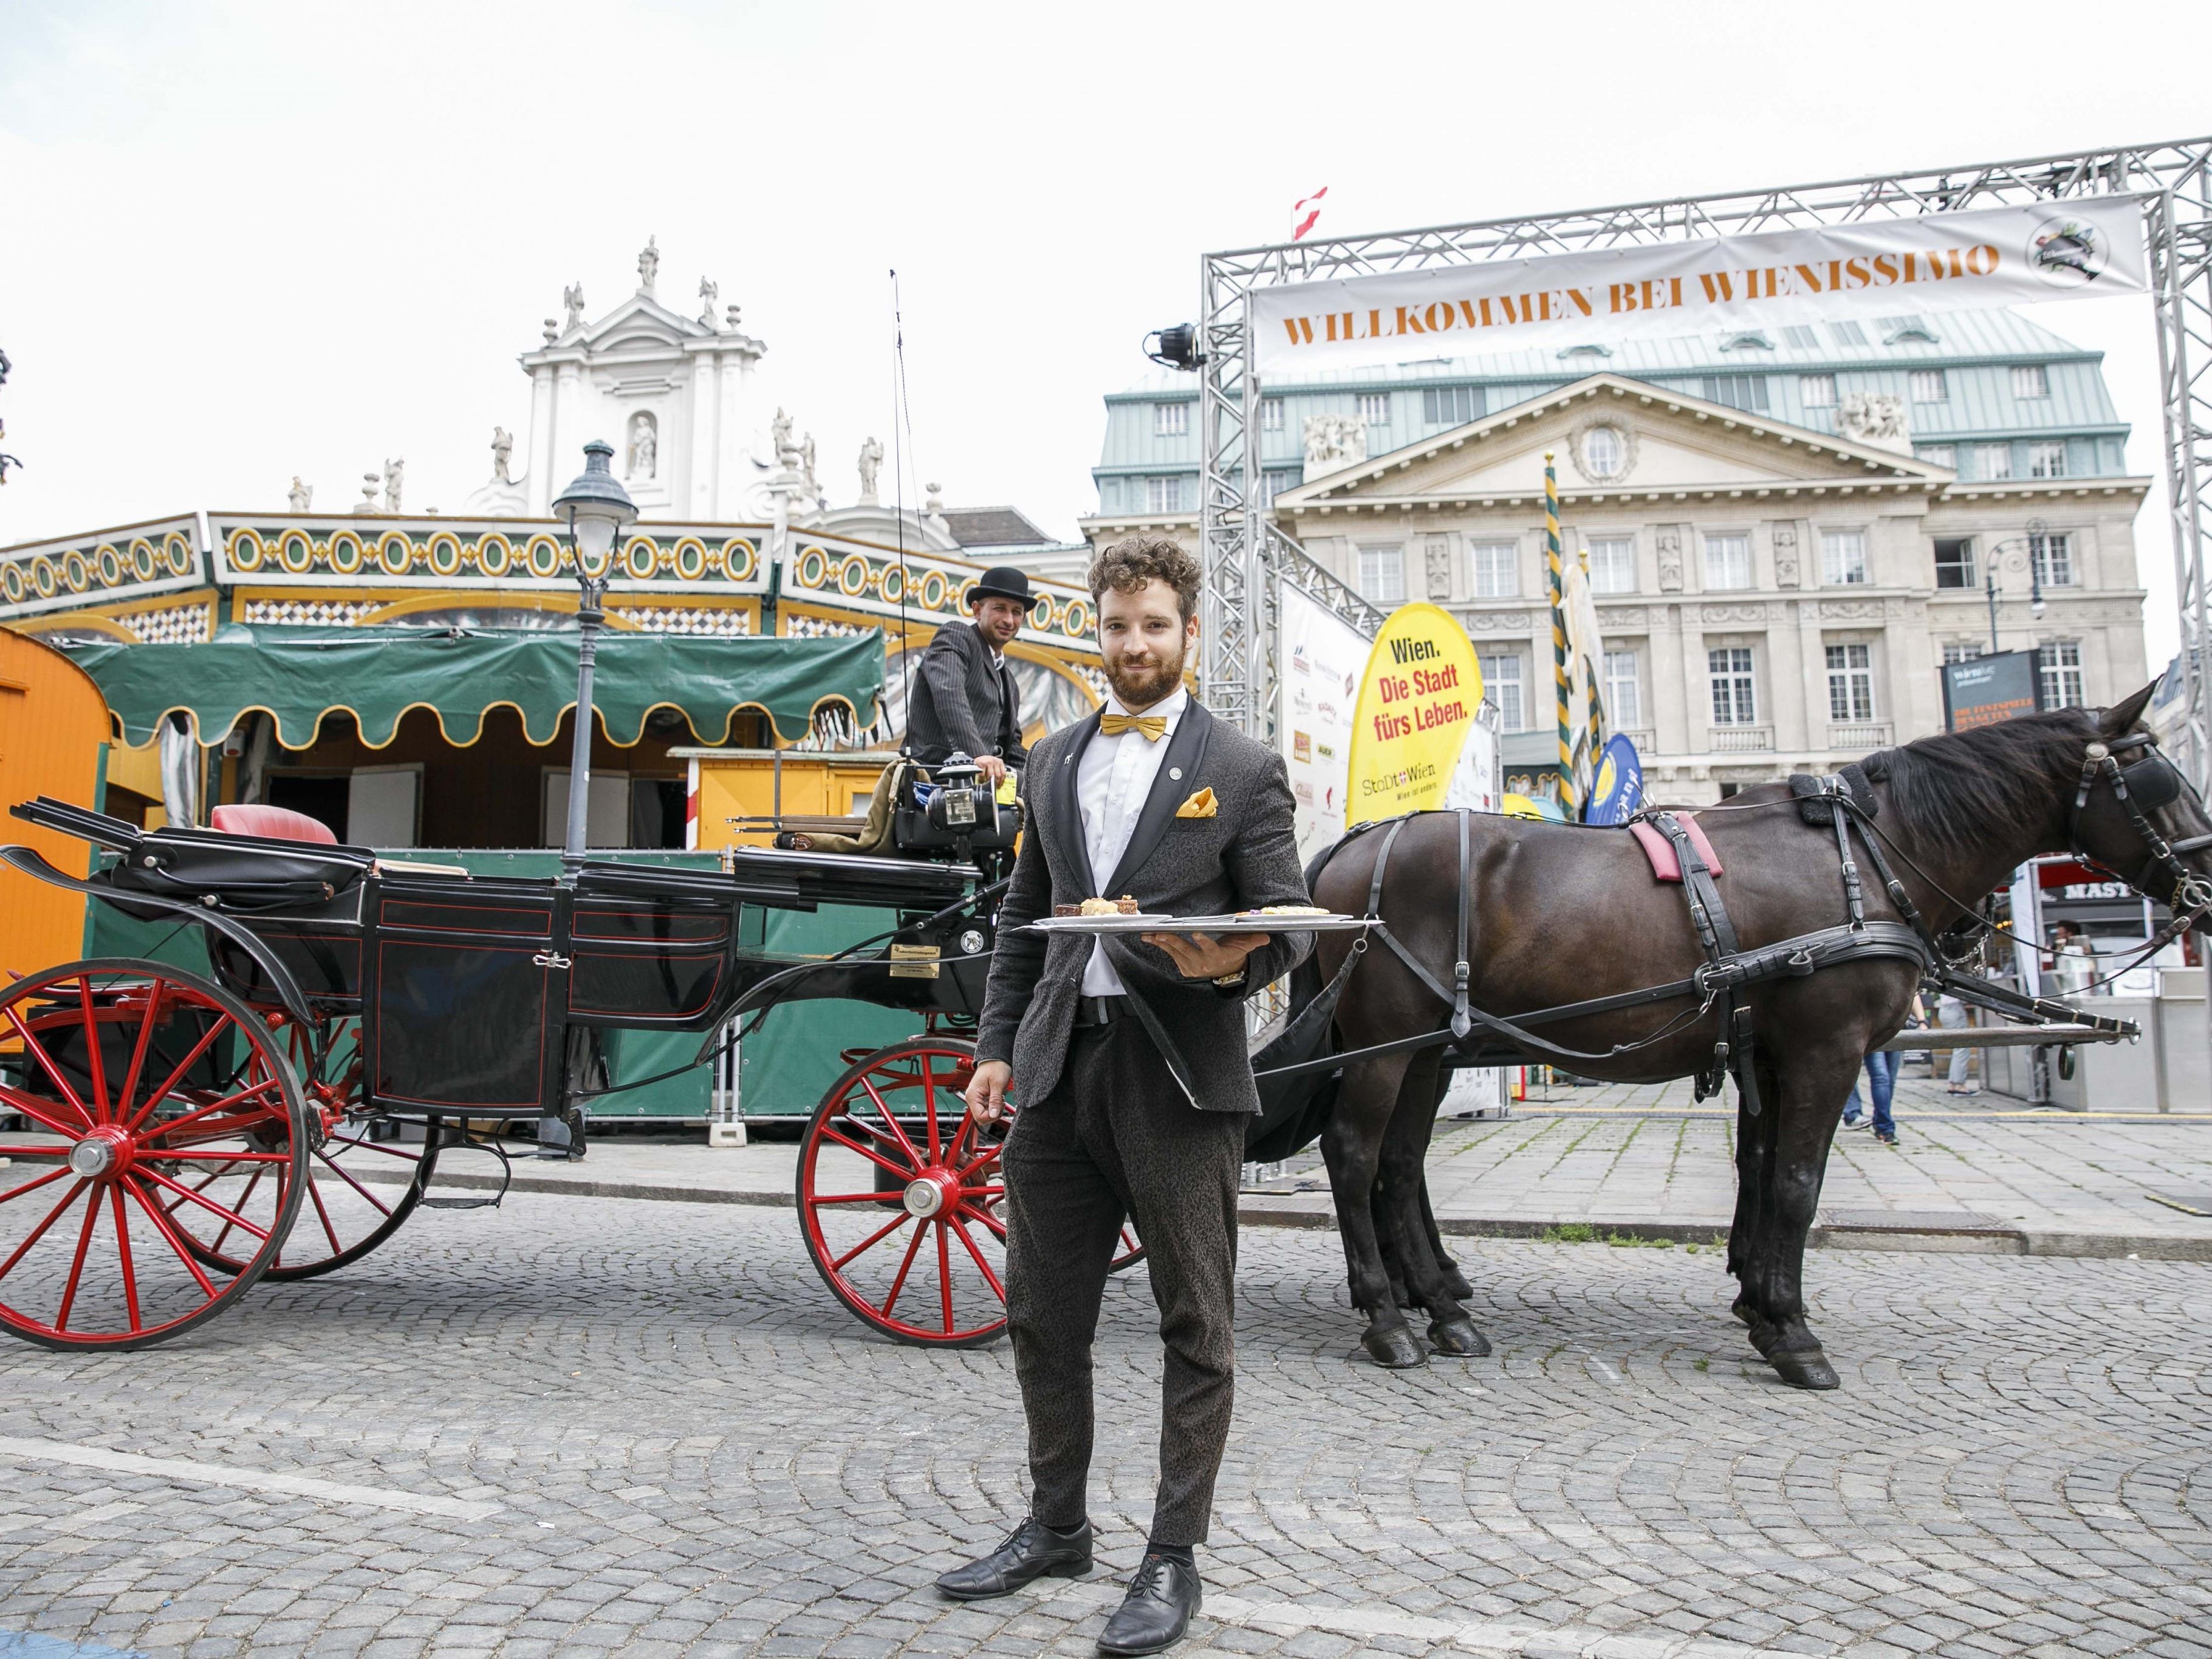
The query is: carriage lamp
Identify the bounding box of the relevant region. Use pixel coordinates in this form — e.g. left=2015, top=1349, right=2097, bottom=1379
left=552, top=440, right=639, bottom=872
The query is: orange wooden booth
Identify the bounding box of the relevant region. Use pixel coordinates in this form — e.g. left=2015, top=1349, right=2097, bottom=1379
left=0, top=631, right=111, bottom=976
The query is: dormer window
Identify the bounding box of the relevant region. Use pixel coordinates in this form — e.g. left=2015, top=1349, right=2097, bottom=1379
left=1556, top=344, right=1612, bottom=361
left=1880, top=314, right=1940, bottom=344
left=1720, top=330, right=1773, bottom=352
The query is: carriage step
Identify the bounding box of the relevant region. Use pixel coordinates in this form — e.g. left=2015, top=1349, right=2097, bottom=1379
left=419, top=1194, right=501, bottom=1211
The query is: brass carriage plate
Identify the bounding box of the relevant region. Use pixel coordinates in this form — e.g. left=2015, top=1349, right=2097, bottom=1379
left=888, top=943, right=941, bottom=980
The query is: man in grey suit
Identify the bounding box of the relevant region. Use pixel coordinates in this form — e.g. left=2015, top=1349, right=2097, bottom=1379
left=906, top=565, right=1031, bottom=784
left=937, top=535, right=1314, bottom=1655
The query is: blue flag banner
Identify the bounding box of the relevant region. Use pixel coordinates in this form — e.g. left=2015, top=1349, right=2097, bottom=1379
left=1583, top=733, right=1645, bottom=826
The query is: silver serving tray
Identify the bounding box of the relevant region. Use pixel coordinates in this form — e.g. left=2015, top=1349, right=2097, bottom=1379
left=1022, top=912, right=1377, bottom=936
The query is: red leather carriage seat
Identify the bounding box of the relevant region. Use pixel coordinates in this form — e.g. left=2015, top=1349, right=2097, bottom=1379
left=209, top=803, right=339, bottom=845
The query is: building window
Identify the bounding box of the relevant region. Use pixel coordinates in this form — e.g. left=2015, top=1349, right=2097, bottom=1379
left=1821, top=530, right=1868, bottom=586
left=1917, top=443, right=1957, bottom=468
left=2038, top=640, right=2084, bottom=709
left=1909, top=369, right=1948, bottom=403
left=1422, top=385, right=1481, bottom=425
left=1709, top=648, right=1757, bottom=726
left=1586, top=536, right=1635, bottom=594
left=1604, top=649, right=1641, bottom=728
left=1829, top=321, right=1867, bottom=346
left=2012, top=364, right=2050, bottom=399
left=1470, top=541, right=1519, bottom=598
left=1826, top=643, right=1875, bottom=722
left=1145, top=474, right=1189, bottom=515
left=1359, top=544, right=1405, bottom=604
left=1582, top=425, right=1626, bottom=480
left=1800, top=374, right=1837, bottom=408
left=1704, top=533, right=1753, bottom=591
left=1943, top=641, right=1985, bottom=665
left=1934, top=537, right=1976, bottom=589
left=1480, top=654, right=1524, bottom=731
left=1882, top=314, right=1939, bottom=343
left=1700, top=375, right=1770, bottom=413
left=1976, top=443, right=2013, bottom=480
left=1358, top=392, right=1391, bottom=426
left=1783, top=325, right=1821, bottom=349
left=2029, top=440, right=2068, bottom=479
left=1154, top=402, right=1188, bottom=437
left=1260, top=397, right=1284, bottom=432
left=2031, top=530, right=2075, bottom=588
left=1261, top=470, right=1299, bottom=505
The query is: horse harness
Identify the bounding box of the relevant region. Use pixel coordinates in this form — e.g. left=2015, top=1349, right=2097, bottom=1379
left=1264, top=731, right=2207, bottom=1102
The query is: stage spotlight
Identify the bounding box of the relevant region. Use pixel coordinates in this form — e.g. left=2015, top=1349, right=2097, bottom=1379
left=1145, top=324, right=1204, bottom=371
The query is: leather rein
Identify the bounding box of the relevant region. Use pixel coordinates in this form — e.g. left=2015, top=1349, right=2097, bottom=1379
left=1255, top=731, right=2210, bottom=1096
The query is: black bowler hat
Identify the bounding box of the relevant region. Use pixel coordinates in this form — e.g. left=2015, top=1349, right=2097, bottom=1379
left=969, top=566, right=1033, bottom=606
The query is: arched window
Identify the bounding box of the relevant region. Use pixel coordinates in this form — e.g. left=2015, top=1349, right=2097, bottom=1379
left=1583, top=425, right=1624, bottom=480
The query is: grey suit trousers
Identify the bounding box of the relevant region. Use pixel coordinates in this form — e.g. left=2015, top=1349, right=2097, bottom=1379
left=1002, top=1019, right=1247, bottom=1548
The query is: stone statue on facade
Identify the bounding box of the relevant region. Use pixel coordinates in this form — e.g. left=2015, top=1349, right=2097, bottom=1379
left=491, top=426, right=513, bottom=484
left=1303, top=411, right=1367, bottom=473
left=563, top=283, right=586, bottom=332
left=1425, top=536, right=1452, bottom=601
left=628, top=412, right=657, bottom=481
left=772, top=408, right=800, bottom=472
left=1772, top=523, right=1800, bottom=588
left=383, top=458, right=405, bottom=513
left=1656, top=527, right=1684, bottom=592
left=287, top=476, right=313, bottom=511
left=857, top=436, right=884, bottom=505
left=799, top=432, right=819, bottom=499
left=638, top=236, right=660, bottom=295
left=1837, top=391, right=1908, bottom=451
left=698, top=276, right=718, bottom=329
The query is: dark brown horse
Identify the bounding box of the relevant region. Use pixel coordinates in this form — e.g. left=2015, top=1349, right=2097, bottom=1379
left=1304, top=686, right=2211, bottom=1386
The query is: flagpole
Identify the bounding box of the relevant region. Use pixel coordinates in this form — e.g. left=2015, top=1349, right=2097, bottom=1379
left=1544, top=451, right=1577, bottom=816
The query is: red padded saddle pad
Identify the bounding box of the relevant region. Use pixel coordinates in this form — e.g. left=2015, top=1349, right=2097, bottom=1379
left=1627, top=813, right=1724, bottom=883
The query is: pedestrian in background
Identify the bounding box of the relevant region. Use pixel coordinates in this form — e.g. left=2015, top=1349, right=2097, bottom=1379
left=1841, top=1045, right=1902, bottom=1146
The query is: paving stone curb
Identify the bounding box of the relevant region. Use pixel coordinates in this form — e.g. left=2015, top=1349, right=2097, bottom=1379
left=387, top=1166, right=2212, bottom=1261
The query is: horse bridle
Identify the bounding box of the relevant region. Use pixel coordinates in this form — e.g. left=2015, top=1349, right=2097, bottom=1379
left=2066, top=731, right=2212, bottom=932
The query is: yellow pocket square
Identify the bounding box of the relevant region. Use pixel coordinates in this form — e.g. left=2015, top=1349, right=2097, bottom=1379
left=1175, top=787, right=1218, bottom=819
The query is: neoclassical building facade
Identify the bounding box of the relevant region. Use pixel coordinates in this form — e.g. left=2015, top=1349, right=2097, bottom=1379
left=1080, top=311, right=2151, bottom=802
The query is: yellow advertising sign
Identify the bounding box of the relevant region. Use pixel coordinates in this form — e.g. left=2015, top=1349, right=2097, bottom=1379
left=1344, top=604, right=1483, bottom=827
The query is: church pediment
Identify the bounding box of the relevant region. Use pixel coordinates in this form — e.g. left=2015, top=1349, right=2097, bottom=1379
left=1279, top=374, right=1947, bottom=510
left=580, top=293, right=710, bottom=349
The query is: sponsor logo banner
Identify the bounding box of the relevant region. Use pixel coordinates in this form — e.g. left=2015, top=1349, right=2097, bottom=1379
left=1942, top=649, right=2042, bottom=731
left=1345, top=604, right=1484, bottom=827
left=1252, top=199, right=2146, bottom=374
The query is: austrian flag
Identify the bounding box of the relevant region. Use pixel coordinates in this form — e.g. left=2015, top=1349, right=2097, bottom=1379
left=1292, top=186, right=1327, bottom=242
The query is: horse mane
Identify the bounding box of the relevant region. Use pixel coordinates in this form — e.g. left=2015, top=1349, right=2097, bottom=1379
left=1863, top=706, right=2096, bottom=851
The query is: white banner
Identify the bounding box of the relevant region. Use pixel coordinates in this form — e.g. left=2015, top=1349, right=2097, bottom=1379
left=1278, top=583, right=1369, bottom=863
left=1252, top=199, right=2148, bottom=374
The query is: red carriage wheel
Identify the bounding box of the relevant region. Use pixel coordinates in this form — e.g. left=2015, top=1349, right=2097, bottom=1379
left=0, top=959, right=309, bottom=1350
left=171, top=1013, right=443, bottom=1282
left=796, top=1035, right=1141, bottom=1347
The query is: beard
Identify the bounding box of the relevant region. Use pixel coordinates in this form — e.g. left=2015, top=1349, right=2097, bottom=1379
left=1103, top=636, right=1187, bottom=709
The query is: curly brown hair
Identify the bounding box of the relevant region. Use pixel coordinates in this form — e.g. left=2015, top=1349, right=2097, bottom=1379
left=1088, top=533, right=1202, bottom=623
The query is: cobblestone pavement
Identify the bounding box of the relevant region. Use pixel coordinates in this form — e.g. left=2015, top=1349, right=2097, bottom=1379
left=2, top=1191, right=2210, bottom=1658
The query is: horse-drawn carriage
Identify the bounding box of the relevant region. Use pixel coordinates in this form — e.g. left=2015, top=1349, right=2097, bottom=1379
left=0, top=759, right=1132, bottom=1352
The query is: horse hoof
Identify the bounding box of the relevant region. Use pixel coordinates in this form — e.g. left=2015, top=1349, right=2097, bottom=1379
left=1769, top=1347, right=1840, bottom=1390
left=1362, top=1326, right=1428, bottom=1369
left=1730, top=1295, right=1756, bottom=1329
left=1428, top=1318, right=1490, bottom=1357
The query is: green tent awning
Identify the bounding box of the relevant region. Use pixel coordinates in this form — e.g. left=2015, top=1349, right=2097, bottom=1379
left=66, top=624, right=885, bottom=748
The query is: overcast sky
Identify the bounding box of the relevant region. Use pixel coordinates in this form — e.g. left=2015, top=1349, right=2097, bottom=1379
left=1, top=1, right=2205, bottom=662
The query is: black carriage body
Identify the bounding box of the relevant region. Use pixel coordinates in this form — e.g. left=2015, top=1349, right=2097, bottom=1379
left=12, top=799, right=1000, bottom=1123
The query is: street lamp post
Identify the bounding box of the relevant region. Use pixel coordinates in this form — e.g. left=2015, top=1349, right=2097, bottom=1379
left=551, top=440, right=639, bottom=876
left=1983, top=518, right=2049, bottom=654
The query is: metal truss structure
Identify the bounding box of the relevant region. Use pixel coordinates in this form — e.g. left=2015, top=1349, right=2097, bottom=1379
left=1197, top=137, right=2212, bottom=788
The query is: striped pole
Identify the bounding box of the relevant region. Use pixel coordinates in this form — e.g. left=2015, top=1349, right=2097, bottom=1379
left=1544, top=451, right=1577, bottom=815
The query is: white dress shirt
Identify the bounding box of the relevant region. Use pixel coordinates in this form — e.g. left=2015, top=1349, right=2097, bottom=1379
left=1076, top=686, right=1188, bottom=996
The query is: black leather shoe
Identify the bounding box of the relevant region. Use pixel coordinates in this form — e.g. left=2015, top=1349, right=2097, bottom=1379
left=935, top=1517, right=1092, bottom=1600
left=1097, top=1553, right=1201, bottom=1655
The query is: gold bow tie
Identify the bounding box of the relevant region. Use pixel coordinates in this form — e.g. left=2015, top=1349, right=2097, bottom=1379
left=1100, top=712, right=1168, bottom=742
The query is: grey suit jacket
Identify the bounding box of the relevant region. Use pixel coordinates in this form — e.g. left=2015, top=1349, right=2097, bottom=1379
left=907, top=620, right=1026, bottom=768
left=974, top=701, right=1314, bottom=1114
